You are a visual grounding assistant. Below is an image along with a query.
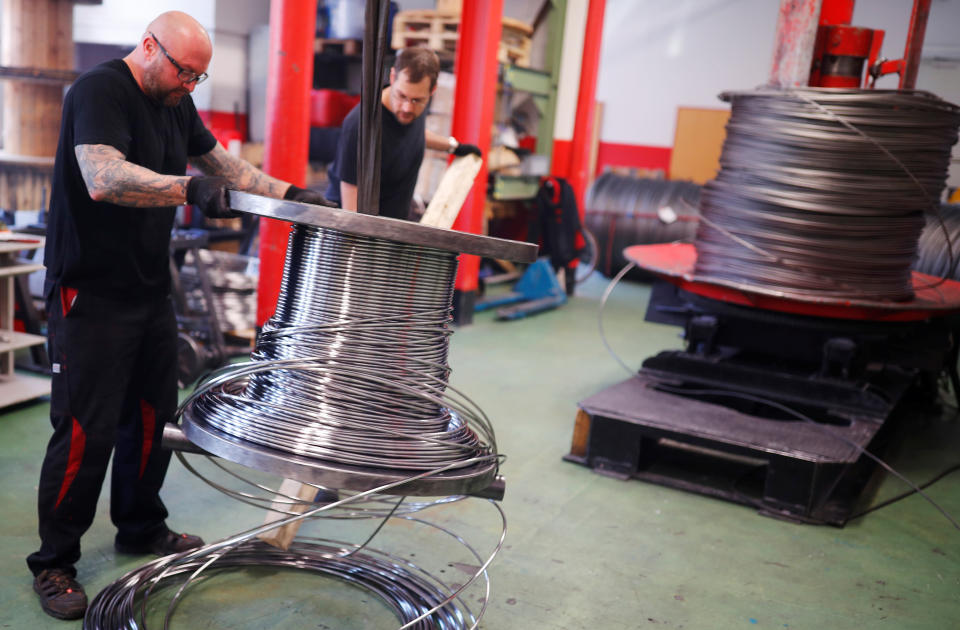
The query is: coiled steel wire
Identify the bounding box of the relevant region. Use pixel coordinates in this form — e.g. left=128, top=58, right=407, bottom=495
left=183, top=225, right=496, bottom=473
left=915, top=204, right=960, bottom=280
left=100, top=226, right=508, bottom=629
left=693, top=88, right=960, bottom=301
left=83, top=475, right=506, bottom=630
left=584, top=173, right=701, bottom=278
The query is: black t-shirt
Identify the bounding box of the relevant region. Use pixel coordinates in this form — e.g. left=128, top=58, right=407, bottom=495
left=44, top=59, right=216, bottom=299
left=325, top=101, right=426, bottom=221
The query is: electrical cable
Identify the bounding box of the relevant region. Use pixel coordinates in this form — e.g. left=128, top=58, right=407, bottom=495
left=693, top=88, right=960, bottom=301
left=595, top=266, right=960, bottom=531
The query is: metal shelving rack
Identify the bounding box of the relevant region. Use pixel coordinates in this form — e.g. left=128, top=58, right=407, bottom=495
left=0, top=234, right=49, bottom=408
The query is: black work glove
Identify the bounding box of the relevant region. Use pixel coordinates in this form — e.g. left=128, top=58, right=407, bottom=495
left=186, top=176, right=238, bottom=219
left=452, top=143, right=482, bottom=158
left=284, top=185, right=337, bottom=207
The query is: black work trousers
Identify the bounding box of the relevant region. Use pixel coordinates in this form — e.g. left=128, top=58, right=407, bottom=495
left=27, top=284, right=178, bottom=576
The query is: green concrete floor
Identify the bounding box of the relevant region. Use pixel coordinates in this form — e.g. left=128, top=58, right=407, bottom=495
left=2, top=275, right=959, bottom=629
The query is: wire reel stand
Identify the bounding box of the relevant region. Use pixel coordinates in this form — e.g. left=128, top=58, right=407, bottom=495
left=566, top=243, right=960, bottom=525
left=174, top=191, right=537, bottom=498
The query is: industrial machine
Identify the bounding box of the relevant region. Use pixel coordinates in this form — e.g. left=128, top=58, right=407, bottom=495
left=565, top=0, right=960, bottom=525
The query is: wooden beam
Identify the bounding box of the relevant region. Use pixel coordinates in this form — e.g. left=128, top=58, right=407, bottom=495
left=419, top=154, right=483, bottom=230
left=0, top=65, right=79, bottom=85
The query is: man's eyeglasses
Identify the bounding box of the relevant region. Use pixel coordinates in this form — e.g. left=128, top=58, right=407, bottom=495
left=393, top=91, right=428, bottom=108
left=149, top=32, right=208, bottom=85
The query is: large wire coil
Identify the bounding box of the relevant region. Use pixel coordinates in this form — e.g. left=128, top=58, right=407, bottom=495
left=585, top=173, right=701, bottom=278
left=915, top=204, right=960, bottom=280
left=183, top=225, right=496, bottom=476
left=693, top=88, right=960, bottom=301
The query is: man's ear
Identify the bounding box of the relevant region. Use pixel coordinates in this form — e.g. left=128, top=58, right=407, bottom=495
left=389, top=67, right=397, bottom=84
left=142, top=34, right=158, bottom=60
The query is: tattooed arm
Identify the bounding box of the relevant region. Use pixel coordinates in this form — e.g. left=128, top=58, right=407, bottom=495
left=190, top=143, right=292, bottom=198
left=75, top=144, right=190, bottom=207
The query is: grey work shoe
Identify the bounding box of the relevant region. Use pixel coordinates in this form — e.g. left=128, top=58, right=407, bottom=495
left=33, top=568, right=88, bottom=620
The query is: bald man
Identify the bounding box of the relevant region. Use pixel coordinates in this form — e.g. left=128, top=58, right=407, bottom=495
left=27, top=11, right=330, bottom=620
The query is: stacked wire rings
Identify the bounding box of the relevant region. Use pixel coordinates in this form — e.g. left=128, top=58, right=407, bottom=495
left=184, top=225, right=495, bottom=475
left=693, top=88, right=960, bottom=301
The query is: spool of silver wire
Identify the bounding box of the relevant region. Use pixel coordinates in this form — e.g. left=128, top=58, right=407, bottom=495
left=693, top=88, right=960, bottom=301
left=584, top=173, right=701, bottom=278
left=182, top=224, right=497, bottom=489
left=915, top=204, right=960, bottom=280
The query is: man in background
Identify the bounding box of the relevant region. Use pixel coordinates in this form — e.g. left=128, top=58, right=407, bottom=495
left=326, top=46, right=482, bottom=219
left=28, top=10, right=330, bottom=620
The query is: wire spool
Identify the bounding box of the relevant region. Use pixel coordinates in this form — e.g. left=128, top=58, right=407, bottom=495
left=693, top=88, right=960, bottom=301
left=915, top=204, right=960, bottom=280
left=182, top=224, right=498, bottom=495
left=584, top=173, right=701, bottom=278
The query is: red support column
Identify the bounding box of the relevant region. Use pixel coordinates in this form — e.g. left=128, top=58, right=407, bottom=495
left=567, top=0, right=607, bottom=212
left=256, top=0, right=318, bottom=326
left=901, top=0, right=931, bottom=89
left=450, top=0, right=503, bottom=324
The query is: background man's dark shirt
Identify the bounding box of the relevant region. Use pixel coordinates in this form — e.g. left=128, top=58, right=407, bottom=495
left=325, top=101, right=426, bottom=220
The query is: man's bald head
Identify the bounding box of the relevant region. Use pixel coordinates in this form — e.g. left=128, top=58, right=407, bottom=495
left=146, top=11, right=212, bottom=61
left=125, top=11, right=212, bottom=107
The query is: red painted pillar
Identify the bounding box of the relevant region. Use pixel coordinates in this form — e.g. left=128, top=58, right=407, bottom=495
left=256, top=0, right=317, bottom=326
left=567, top=0, right=607, bottom=212
left=819, top=0, right=854, bottom=25
left=450, top=0, right=503, bottom=324
left=901, top=0, right=931, bottom=89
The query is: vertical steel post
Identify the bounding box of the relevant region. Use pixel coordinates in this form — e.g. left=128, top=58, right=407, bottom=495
left=256, top=0, right=318, bottom=327
left=901, top=0, right=931, bottom=89
left=449, top=0, right=504, bottom=324
left=567, top=0, right=606, bottom=212
left=769, top=0, right=823, bottom=88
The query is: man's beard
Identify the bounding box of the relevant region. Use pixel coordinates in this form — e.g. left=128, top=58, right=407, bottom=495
left=142, top=63, right=187, bottom=107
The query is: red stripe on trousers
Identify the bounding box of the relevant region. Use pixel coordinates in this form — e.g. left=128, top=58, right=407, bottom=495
left=139, top=400, right=155, bottom=479
left=60, top=286, right=78, bottom=316
left=54, top=418, right=86, bottom=509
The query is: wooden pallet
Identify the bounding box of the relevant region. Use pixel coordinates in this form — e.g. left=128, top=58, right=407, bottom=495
left=392, top=10, right=460, bottom=56
left=391, top=10, right=533, bottom=67
left=314, top=37, right=362, bottom=56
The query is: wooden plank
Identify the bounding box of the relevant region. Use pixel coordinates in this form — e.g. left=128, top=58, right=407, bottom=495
left=419, top=153, right=483, bottom=230
left=257, top=478, right=326, bottom=550
left=668, top=107, right=730, bottom=184
left=569, top=409, right=592, bottom=458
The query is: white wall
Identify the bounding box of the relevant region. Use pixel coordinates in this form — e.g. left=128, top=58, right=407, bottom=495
left=597, top=0, right=960, bottom=146
left=210, top=1, right=270, bottom=115
left=596, top=0, right=780, bottom=148
left=72, top=0, right=269, bottom=114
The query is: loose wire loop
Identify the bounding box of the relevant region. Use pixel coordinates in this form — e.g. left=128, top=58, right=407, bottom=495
left=85, top=226, right=507, bottom=629
left=693, top=88, right=960, bottom=301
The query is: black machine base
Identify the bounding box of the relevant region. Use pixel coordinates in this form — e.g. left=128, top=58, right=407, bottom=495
left=565, top=280, right=953, bottom=525
left=565, top=372, right=916, bottom=525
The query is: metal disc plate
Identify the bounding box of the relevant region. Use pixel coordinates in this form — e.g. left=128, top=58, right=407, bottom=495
left=229, top=191, right=537, bottom=263
left=180, top=407, right=499, bottom=497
